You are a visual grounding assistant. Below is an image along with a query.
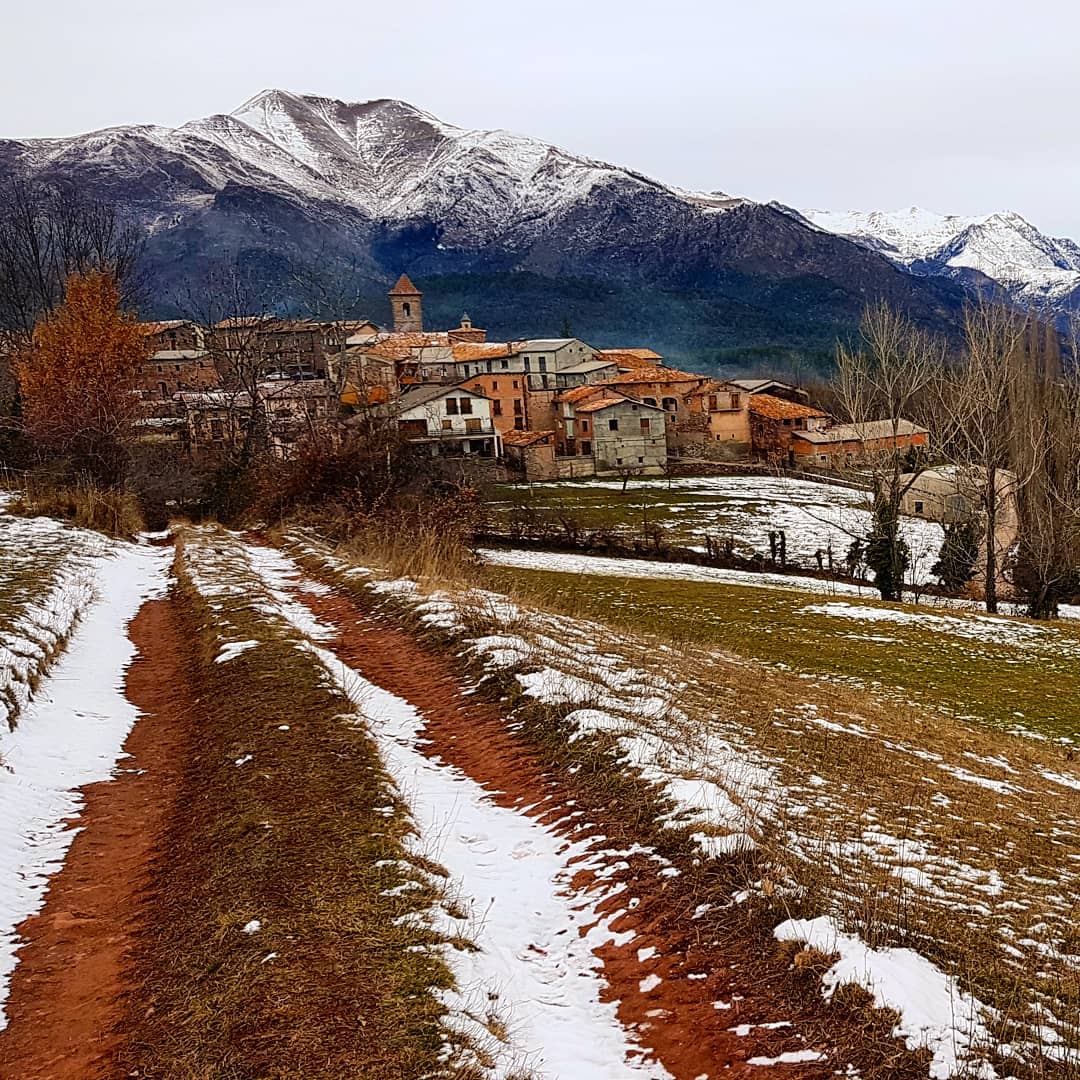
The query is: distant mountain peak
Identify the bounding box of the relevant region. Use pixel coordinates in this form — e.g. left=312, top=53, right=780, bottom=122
left=805, top=205, right=1080, bottom=302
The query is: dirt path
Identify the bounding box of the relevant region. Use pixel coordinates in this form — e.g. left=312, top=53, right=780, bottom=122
left=296, top=580, right=832, bottom=1080
left=0, top=597, right=191, bottom=1080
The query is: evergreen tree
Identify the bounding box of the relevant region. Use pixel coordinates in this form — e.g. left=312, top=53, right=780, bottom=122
left=931, top=520, right=980, bottom=593
left=864, top=497, right=910, bottom=601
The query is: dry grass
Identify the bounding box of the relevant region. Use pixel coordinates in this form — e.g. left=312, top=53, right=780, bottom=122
left=288, top=528, right=1080, bottom=1077
left=8, top=474, right=144, bottom=538
left=118, top=530, right=528, bottom=1080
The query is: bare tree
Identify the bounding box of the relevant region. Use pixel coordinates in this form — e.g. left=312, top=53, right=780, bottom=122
left=833, top=302, right=943, bottom=600
left=176, top=256, right=280, bottom=464
left=933, top=299, right=1027, bottom=612
left=1006, top=319, right=1080, bottom=618
left=0, top=179, right=144, bottom=337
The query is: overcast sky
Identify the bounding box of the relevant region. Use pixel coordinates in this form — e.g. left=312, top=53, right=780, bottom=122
left=7, top=0, right=1080, bottom=237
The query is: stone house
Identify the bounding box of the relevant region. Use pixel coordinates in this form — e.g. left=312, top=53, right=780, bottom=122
left=462, top=372, right=529, bottom=433
left=138, top=320, right=219, bottom=401
left=396, top=384, right=500, bottom=458
left=517, top=339, right=599, bottom=391
left=553, top=386, right=667, bottom=474
left=502, top=429, right=557, bottom=480
left=599, top=365, right=708, bottom=419
left=748, top=395, right=829, bottom=464
left=261, top=379, right=336, bottom=457
left=210, top=317, right=328, bottom=379
left=901, top=466, right=1018, bottom=599
left=792, top=418, right=929, bottom=467
left=679, top=380, right=751, bottom=458
left=580, top=396, right=667, bottom=475
left=176, top=390, right=254, bottom=454
left=728, top=377, right=810, bottom=404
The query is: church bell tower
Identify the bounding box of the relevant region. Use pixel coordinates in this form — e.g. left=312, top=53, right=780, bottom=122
left=389, top=274, right=423, bottom=333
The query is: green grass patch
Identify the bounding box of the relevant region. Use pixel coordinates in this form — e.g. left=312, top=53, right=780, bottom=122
left=482, top=567, right=1080, bottom=740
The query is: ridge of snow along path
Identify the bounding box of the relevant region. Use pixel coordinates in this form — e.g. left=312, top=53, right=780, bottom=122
left=0, top=534, right=169, bottom=1027
left=240, top=541, right=671, bottom=1079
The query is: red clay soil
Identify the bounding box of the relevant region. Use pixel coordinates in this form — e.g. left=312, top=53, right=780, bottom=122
left=298, top=583, right=836, bottom=1080
left=0, top=597, right=192, bottom=1080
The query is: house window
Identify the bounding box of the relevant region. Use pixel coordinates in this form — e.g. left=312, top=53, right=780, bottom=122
left=402, top=302, right=411, bottom=317
left=581, top=419, right=589, bottom=432
left=210, top=418, right=224, bottom=440
left=644, top=397, right=657, bottom=406
left=493, top=400, right=503, bottom=416
left=514, top=399, right=523, bottom=415
left=730, top=394, right=741, bottom=409
left=795, top=418, right=803, bottom=428
left=459, top=397, right=472, bottom=414
left=514, top=417, right=524, bottom=430
left=914, top=500, right=924, bottom=514
left=523, top=358, right=531, bottom=371
left=608, top=418, right=619, bottom=431
left=442, top=418, right=453, bottom=431
left=512, top=379, right=519, bottom=389
left=708, top=395, right=718, bottom=411
left=783, top=418, right=791, bottom=426
left=492, top=380, right=498, bottom=390
left=446, top=398, right=459, bottom=415
left=662, top=397, right=677, bottom=412
left=638, top=456, right=644, bottom=463
left=640, top=418, right=650, bottom=433
left=538, top=357, right=547, bottom=372
left=501, top=359, right=509, bottom=370
left=580, top=440, right=592, bottom=455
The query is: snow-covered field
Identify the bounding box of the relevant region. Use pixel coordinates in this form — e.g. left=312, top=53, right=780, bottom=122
left=288, top=531, right=1080, bottom=1075
left=0, top=509, right=168, bottom=1027
left=181, top=529, right=671, bottom=1078
left=491, top=475, right=945, bottom=584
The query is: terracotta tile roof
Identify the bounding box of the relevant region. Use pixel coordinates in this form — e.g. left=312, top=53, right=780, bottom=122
left=554, top=384, right=608, bottom=404
left=748, top=395, right=829, bottom=421
left=597, top=348, right=663, bottom=369
left=139, top=319, right=190, bottom=336
left=576, top=395, right=633, bottom=414
left=356, top=341, right=413, bottom=362
left=686, top=379, right=741, bottom=398
left=794, top=418, right=928, bottom=444
left=376, top=331, right=451, bottom=348
left=388, top=273, right=421, bottom=296
left=502, top=429, right=554, bottom=447
left=451, top=342, right=517, bottom=362
left=601, top=366, right=705, bottom=387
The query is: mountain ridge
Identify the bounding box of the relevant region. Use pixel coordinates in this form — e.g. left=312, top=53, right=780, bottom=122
left=0, top=90, right=998, bottom=371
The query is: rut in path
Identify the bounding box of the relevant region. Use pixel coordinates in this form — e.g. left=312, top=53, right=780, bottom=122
left=0, top=597, right=194, bottom=1080
left=288, top=571, right=833, bottom=1080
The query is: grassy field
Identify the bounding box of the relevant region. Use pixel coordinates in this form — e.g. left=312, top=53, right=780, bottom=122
left=485, top=475, right=945, bottom=581
left=292, top=528, right=1080, bottom=1071
left=481, top=561, right=1080, bottom=741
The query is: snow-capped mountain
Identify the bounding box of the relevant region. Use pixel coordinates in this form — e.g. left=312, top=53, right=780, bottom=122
left=0, top=90, right=971, bottom=359
left=803, top=206, right=1080, bottom=305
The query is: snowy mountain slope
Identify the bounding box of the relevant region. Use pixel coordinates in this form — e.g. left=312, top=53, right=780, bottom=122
left=804, top=206, right=1080, bottom=303
left=0, top=90, right=974, bottom=358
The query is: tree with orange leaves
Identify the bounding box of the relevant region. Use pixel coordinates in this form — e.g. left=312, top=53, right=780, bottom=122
left=17, top=270, right=148, bottom=484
